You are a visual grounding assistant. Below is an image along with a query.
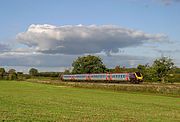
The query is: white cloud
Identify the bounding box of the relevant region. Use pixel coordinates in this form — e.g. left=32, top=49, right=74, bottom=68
left=16, top=24, right=168, bottom=55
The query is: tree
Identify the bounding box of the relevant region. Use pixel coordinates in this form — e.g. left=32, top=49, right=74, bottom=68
left=29, top=68, right=38, bottom=76
left=0, top=68, right=5, bottom=79
left=114, top=66, right=121, bottom=73
left=152, top=57, right=175, bottom=83
left=8, top=69, right=17, bottom=80
left=64, top=69, right=70, bottom=74
left=72, top=55, right=107, bottom=74
left=137, top=64, right=158, bottom=82
left=8, top=69, right=16, bottom=74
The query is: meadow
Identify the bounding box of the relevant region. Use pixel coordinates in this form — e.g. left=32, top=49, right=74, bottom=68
left=0, top=80, right=180, bottom=121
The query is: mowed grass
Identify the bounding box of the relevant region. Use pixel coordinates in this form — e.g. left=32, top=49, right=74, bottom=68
left=0, top=81, right=179, bottom=122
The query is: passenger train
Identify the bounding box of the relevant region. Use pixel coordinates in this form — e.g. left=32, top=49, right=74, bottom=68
left=61, top=72, right=143, bottom=84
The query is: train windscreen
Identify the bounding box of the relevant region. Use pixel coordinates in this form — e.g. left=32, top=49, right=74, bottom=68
left=135, top=72, right=141, bottom=77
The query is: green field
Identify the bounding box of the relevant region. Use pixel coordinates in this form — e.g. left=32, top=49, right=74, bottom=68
left=0, top=81, right=179, bottom=122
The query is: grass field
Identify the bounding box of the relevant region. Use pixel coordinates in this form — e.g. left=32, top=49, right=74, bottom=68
left=0, top=81, right=180, bottom=121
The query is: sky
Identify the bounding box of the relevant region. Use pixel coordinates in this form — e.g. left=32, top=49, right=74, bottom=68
left=0, top=0, right=180, bottom=73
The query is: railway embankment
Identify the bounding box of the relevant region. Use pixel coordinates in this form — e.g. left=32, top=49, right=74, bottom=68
left=27, top=79, right=180, bottom=97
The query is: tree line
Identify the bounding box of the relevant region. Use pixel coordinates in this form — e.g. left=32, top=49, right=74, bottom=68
left=0, top=68, right=24, bottom=80
left=0, top=68, right=61, bottom=80
left=0, top=55, right=179, bottom=83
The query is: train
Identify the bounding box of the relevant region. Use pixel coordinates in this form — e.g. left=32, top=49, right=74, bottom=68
left=61, top=72, right=143, bottom=84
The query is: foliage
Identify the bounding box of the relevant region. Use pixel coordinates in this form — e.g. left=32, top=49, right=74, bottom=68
left=114, top=66, right=121, bottom=73
left=29, top=68, right=38, bottom=76
left=0, top=68, right=5, bottom=73
left=175, top=68, right=180, bottom=74
left=22, top=74, right=31, bottom=79
left=8, top=69, right=16, bottom=74
left=8, top=69, right=17, bottom=80
left=137, top=64, right=155, bottom=82
left=111, top=66, right=137, bottom=73
left=137, top=57, right=176, bottom=83
left=38, top=72, right=60, bottom=77
left=8, top=73, right=17, bottom=80
left=72, top=55, right=107, bottom=74
left=63, top=69, right=70, bottom=74
left=152, top=57, right=176, bottom=83
left=0, top=68, right=5, bottom=79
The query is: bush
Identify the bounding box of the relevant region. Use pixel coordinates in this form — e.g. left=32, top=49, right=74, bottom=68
left=8, top=73, right=17, bottom=80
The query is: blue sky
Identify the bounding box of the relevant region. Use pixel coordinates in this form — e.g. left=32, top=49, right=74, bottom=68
left=0, top=0, right=180, bottom=72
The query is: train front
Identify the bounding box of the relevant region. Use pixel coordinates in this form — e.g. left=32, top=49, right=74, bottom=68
left=129, top=72, right=143, bottom=83
left=135, top=72, right=143, bottom=82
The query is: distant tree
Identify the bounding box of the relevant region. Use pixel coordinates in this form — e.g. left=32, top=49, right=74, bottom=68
left=8, top=69, right=16, bottom=74
left=72, top=55, right=107, bottom=74
left=114, top=66, right=121, bottom=73
left=137, top=64, right=149, bottom=76
left=175, top=68, right=180, bottom=74
left=152, top=57, right=175, bottom=83
left=0, top=68, right=5, bottom=79
left=137, top=64, right=146, bottom=72
left=17, top=72, right=23, bottom=75
left=64, top=69, right=70, bottom=74
left=0, top=68, right=5, bottom=73
left=29, top=68, right=38, bottom=76
left=38, top=72, right=60, bottom=77
left=17, top=72, right=24, bottom=80
left=8, top=69, right=17, bottom=80
left=137, top=64, right=156, bottom=82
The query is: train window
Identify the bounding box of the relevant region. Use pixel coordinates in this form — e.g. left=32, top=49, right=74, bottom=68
left=135, top=72, right=141, bottom=77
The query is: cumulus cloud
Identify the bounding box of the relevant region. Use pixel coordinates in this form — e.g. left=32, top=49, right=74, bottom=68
left=16, top=24, right=168, bottom=55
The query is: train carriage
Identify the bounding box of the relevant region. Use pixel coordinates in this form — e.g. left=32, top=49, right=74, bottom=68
left=62, top=72, right=143, bottom=84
